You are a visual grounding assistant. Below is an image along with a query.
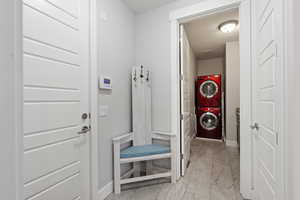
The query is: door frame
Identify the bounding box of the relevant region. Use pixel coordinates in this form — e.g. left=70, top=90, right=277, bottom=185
left=170, top=0, right=253, bottom=198
left=13, top=0, right=99, bottom=199
left=90, top=0, right=99, bottom=199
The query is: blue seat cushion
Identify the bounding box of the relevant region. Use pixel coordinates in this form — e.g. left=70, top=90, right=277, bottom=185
left=120, top=144, right=170, bottom=158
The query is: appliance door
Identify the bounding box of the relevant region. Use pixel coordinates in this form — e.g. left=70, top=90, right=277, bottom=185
left=199, top=112, right=219, bottom=131
left=199, top=80, right=219, bottom=99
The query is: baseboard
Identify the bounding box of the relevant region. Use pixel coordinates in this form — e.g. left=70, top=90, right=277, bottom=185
left=195, top=137, right=223, bottom=142
left=225, top=140, right=238, bottom=147
left=97, top=181, right=113, bottom=200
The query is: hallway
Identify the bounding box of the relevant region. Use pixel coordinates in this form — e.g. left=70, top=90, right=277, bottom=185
left=106, top=139, right=242, bottom=200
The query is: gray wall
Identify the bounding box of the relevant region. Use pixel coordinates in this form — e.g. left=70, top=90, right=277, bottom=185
left=97, top=0, right=136, bottom=189
left=225, top=41, right=240, bottom=142
left=197, top=57, right=224, bottom=76
left=135, top=0, right=206, bottom=132
left=0, top=0, right=17, bottom=199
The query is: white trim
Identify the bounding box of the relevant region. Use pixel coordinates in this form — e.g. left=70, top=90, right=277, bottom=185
left=14, top=0, right=23, bottom=199
left=239, top=0, right=253, bottom=198
left=225, top=140, right=239, bottom=147
left=283, top=0, right=292, bottom=199
left=97, top=181, right=113, bottom=200
left=121, top=172, right=172, bottom=184
left=169, top=0, right=253, bottom=198
left=169, top=0, right=241, bottom=21
left=170, top=19, right=181, bottom=180
left=195, top=137, right=223, bottom=143
left=90, top=0, right=99, bottom=199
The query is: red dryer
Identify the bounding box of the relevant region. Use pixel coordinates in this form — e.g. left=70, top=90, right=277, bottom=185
left=196, top=75, right=221, bottom=107
left=196, top=107, right=222, bottom=139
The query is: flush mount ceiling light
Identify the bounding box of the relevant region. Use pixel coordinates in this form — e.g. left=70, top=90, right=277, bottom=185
left=218, top=20, right=238, bottom=33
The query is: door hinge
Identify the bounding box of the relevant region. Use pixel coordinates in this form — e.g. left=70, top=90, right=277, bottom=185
left=180, top=114, right=184, bottom=120
left=276, top=132, right=279, bottom=145
left=275, top=44, right=278, bottom=57
left=180, top=74, right=184, bottom=80
left=180, top=154, right=184, bottom=160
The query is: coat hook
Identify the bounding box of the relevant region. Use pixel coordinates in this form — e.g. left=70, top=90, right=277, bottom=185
left=140, top=65, right=144, bottom=78
left=146, top=70, right=150, bottom=82
left=133, top=69, right=137, bottom=82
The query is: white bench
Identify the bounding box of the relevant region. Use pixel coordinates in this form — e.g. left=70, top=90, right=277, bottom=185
left=113, top=131, right=176, bottom=194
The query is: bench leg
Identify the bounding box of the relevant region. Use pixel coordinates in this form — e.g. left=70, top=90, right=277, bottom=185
left=146, top=160, right=153, bottom=175
left=114, top=142, right=121, bottom=194
left=133, top=162, right=141, bottom=177
left=171, top=136, right=177, bottom=184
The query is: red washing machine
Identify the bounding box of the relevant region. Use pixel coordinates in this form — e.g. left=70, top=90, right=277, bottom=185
left=196, top=107, right=222, bottom=139
left=196, top=75, right=222, bottom=107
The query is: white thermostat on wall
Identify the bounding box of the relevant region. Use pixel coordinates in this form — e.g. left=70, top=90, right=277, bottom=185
left=99, top=76, right=112, bottom=90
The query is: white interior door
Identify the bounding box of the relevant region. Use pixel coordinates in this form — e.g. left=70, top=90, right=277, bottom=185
left=180, top=25, right=193, bottom=176
left=22, top=0, right=90, bottom=199
left=253, top=0, right=283, bottom=199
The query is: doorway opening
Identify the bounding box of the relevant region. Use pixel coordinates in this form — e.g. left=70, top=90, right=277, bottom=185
left=178, top=7, right=242, bottom=199
left=170, top=1, right=253, bottom=199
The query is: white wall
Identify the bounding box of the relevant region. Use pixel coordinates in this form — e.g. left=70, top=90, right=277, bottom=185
left=197, top=57, right=224, bottom=76
left=135, top=0, right=206, bottom=132
left=97, top=0, right=136, bottom=189
left=225, top=41, right=240, bottom=142
left=0, top=0, right=17, bottom=199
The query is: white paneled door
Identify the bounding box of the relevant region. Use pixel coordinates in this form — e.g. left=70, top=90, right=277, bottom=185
left=23, top=0, right=90, bottom=200
left=179, top=25, right=193, bottom=176
left=253, top=0, right=284, bottom=199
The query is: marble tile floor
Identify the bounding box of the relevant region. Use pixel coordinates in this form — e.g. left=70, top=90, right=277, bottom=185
left=106, top=139, right=243, bottom=200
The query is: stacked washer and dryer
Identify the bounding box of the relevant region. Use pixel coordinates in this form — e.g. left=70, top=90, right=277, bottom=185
left=195, top=75, right=222, bottom=139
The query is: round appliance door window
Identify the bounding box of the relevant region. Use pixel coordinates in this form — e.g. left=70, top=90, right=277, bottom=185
left=200, top=80, right=218, bottom=98
left=200, top=112, right=219, bottom=131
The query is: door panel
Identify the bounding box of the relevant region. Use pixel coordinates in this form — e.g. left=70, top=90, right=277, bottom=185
left=22, top=0, right=90, bottom=199
left=180, top=26, right=195, bottom=175
left=24, top=139, right=79, bottom=183
left=27, top=174, right=81, bottom=200
left=23, top=38, right=79, bottom=65
left=23, top=103, right=80, bottom=134
left=23, top=5, right=79, bottom=53
left=253, top=0, right=283, bottom=199
left=24, top=162, right=80, bottom=199
left=23, top=55, right=80, bottom=89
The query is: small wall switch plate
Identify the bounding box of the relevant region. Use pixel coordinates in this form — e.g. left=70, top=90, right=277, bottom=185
left=99, top=105, right=109, bottom=117
left=100, top=12, right=108, bottom=21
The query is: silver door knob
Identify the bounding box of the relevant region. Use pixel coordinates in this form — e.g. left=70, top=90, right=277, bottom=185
left=78, top=126, right=91, bottom=135
left=250, top=123, right=259, bottom=131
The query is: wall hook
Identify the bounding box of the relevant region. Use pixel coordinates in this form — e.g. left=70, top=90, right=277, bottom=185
left=140, top=65, right=144, bottom=78
left=146, top=70, right=150, bottom=82
left=133, top=69, right=137, bottom=82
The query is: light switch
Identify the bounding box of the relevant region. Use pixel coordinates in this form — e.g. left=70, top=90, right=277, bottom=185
left=99, top=105, right=109, bottom=117
left=100, top=12, right=108, bottom=21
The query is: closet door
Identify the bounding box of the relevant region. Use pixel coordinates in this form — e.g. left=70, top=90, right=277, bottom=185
left=179, top=25, right=193, bottom=176
left=252, top=0, right=284, bottom=199
left=22, top=0, right=90, bottom=199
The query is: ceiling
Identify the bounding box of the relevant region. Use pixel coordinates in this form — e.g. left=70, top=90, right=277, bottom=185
left=184, top=8, right=239, bottom=60
left=123, top=0, right=177, bottom=13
